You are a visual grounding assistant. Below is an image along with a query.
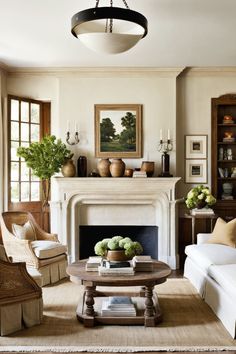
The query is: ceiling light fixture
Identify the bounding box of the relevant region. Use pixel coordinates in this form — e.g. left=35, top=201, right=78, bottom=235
left=71, top=0, right=148, bottom=54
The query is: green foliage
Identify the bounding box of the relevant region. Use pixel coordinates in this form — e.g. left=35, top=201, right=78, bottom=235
left=17, top=135, right=72, bottom=180
left=94, top=235, right=143, bottom=258
left=185, top=185, right=216, bottom=209
left=100, top=118, right=116, bottom=142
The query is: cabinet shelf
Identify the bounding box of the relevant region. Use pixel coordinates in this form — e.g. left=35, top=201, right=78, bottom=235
left=212, top=94, right=236, bottom=218
left=217, top=142, right=236, bottom=145
left=218, top=124, right=236, bottom=126
left=217, top=177, right=236, bottom=181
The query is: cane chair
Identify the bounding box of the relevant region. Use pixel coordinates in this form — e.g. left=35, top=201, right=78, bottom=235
left=0, top=244, right=43, bottom=336
left=0, top=211, right=68, bottom=286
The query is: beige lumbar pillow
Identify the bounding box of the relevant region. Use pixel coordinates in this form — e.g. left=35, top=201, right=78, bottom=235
left=207, top=217, right=236, bottom=248
left=12, top=220, right=36, bottom=241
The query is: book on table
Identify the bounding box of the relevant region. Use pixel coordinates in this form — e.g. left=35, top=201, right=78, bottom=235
left=101, top=296, right=136, bottom=317
left=85, top=256, right=102, bottom=271
left=132, top=255, right=154, bottom=272
left=102, top=260, right=131, bottom=268
left=98, top=265, right=135, bottom=276
left=190, top=208, right=215, bottom=216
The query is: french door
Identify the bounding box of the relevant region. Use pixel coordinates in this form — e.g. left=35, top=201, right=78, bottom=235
left=8, top=95, right=51, bottom=231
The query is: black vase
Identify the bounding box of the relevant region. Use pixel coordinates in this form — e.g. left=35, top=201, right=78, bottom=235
left=77, top=156, right=87, bottom=177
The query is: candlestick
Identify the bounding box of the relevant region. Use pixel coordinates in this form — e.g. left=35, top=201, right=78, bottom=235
left=67, top=120, right=70, bottom=133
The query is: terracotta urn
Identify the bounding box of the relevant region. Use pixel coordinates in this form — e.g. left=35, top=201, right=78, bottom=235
left=110, top=158, right=126, bottom=177
left=106, top=250, right=130, bottom=262
left=61, top=159, right=76, bottom=177
left=141, top=161, right=155, bottom=177
left=97, top=158, right=111, bottom=177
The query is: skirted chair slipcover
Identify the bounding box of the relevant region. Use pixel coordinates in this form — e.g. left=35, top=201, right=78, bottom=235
left=0, top=211, right=68, bottom=286
left=0, top=244, right=43, bottom=336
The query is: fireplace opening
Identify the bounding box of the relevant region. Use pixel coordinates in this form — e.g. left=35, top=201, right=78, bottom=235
left=79, top=225, right=158, bottom=259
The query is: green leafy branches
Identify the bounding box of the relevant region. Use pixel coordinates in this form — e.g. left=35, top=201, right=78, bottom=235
left=17, top=135, right=72, bottom=180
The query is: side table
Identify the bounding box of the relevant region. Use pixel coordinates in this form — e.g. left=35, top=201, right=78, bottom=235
left=184, top=213, right=218, bottom=244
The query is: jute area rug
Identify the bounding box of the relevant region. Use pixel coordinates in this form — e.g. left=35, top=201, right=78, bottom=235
left=0, top=278, right=236, bottom=352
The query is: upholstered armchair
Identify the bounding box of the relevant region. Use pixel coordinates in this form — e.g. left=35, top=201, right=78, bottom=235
left=0, top=211, right=68, bottom=286
left=0, top=244, right=43, bottom=336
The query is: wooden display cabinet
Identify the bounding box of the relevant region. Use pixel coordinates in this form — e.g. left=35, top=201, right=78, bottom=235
left=211, top=94, right=236, bottom=219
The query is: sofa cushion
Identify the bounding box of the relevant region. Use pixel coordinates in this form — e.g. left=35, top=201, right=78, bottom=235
left=207, top=217, right=236, bottom=248
left=208, top=264, right=236, bottom=300
left=185, top=243, right=236, bottom=272
left=31, top=241, right=67, bottom=259
left=12, top=220, right=36, bottom=241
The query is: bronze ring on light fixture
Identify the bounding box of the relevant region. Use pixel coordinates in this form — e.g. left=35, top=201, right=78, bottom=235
left=71, top=7, right=148, bottom=38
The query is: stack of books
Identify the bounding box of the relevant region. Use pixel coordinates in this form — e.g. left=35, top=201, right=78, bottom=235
left=102, top=260, right=131, bottom=268
left=98, top=263, right=135, bottom=276
left=132, top=255, right=154, bottom=272
left=132, top=171, right=147, bottom=178
left=101, top=296, right=136, bottom=317
left=85, top=256, right=102, bottom=271
left=190, top=208, right=215, bottom=216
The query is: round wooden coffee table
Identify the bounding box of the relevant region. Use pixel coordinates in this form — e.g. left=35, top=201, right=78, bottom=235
left=67, top=260, right=171, bottom=327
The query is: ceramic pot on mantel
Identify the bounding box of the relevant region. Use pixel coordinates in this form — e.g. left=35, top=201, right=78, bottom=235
left=141, top=161, right=155, bottom=177
left=110, top=158, right=126, bottom=177
left=61, top=159, right=76, bottom=177
left=97, top=158, right=111, bottom=177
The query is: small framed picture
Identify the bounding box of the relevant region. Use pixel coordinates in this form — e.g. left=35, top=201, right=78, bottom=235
left=185, top=135, right=207, bottom=159
left=185, top=159, right=207, bottom=183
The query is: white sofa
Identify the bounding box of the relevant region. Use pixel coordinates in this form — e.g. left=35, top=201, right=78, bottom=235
left=184, top=233, right=236, bottom=338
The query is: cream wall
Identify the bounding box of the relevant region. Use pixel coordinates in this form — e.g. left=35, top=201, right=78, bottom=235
left=176, top=68, right=236, bottom=198
left=7, top=69, right=181, bottom=180
left=5, top=67, right=236, bottom=201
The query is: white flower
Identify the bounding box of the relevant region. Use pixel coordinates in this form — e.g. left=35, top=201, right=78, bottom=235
left=202, top=188, right=210, bottom=195
left=198, top=193, right=204, bottom=200
left=187, top=191, right=194, bottom=199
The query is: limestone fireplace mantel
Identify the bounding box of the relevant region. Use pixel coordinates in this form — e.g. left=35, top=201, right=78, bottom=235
left=50, top=177, right=181, bottom=269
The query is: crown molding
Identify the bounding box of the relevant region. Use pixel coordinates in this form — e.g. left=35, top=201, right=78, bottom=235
left=6, top=66, right=185, bottom=78
left=0, top=61, right=9, bottom=73
left=184, top=67, right=236, bottom=77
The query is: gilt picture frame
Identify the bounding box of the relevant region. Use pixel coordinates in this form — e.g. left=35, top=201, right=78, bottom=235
left=185, top=135, right=207, bottom=159
left=95, top=104, right=142, bottom=158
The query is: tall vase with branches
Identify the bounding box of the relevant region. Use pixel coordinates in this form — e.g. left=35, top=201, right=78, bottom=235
left=17, top=135, right=72, bottom=207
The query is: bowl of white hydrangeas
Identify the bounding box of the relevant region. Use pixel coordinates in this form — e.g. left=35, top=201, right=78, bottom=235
left=185, top=185, right=216, bottom=209
left=94, top=236, right=143, bottom=261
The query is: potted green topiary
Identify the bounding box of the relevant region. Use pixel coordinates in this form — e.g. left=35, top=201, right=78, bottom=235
left=94, top=236, right=143, bottom=261
left=17, top=135, right=72, bottom=207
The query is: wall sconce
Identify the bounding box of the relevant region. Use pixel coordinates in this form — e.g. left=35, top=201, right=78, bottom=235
left=158, top=129, right=173, bottom=177
left=66, top=121, right=80, bottom=145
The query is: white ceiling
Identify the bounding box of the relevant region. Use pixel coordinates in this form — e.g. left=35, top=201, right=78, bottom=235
left=0, top=0, right=236, bottom=68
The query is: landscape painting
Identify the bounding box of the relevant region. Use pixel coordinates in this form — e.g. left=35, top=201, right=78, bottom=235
left=95, top=104, right=142, bottom=158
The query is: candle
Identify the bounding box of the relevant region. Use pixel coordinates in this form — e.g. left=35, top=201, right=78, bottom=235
left=67, top=120, right=70, bottom=132
left=167, top=129, right=170, bottom=140
left=75, top=122, right=78, bottom=132
left=160, top=129, right=163, bottom=141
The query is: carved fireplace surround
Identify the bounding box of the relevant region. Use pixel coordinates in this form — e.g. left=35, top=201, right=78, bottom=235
left=50, top=177, right=181, bottom=269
